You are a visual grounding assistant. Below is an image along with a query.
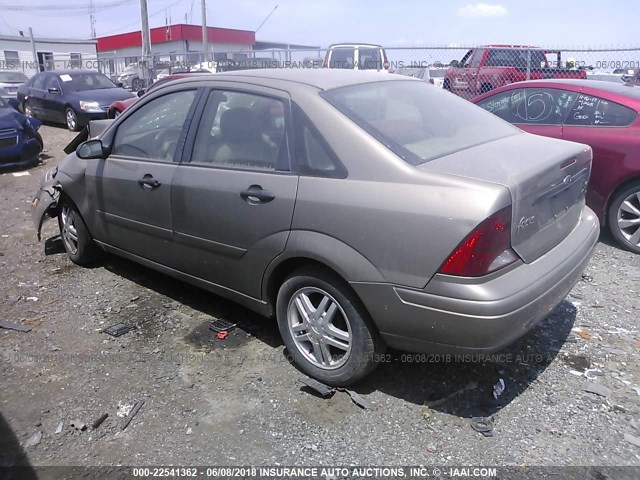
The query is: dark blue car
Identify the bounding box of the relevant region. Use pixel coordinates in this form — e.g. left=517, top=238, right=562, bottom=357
left=0, top=96, right=43, bottom=169
left=17, top=70, right=134, bottom=131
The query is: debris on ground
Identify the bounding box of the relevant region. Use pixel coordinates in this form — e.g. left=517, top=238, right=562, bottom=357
left=215, top=331, right=228, bottom=340
left=470, top=417, right=494, bottom=438
left=344, top=389, right=370, bottom=410
left=624, top=433, right=640, bottom=448
left=54, top=421, right=63, bottom=434
left=92, top=413, right=109, bottom=429
left=12, top=171, right=30, bottom=177
left=492, top=378, right=506, bottom=399
left=186, top=427, right=193, bottom=435
left=26, top=431, right=42, bottom=447
left=103, top=323, right=136, bottom=337
left=420, top=405, right=431, bottom=419
left=299, top=377, right=336, bottom=398
left=632, top=387, right=640, bottom=396
left=70, top=419, right=87, bottom=431
left=582, top=381, right=612, bottom=398
left=209, top=319, right=237, bottom=333
left=120, top=399, right=145, bottom=430
left=0, top=320, right=32, bottom=333
left=117, top=402, right=133, bottom=418
left=575, top=328, right=593, bottom=340
left=26, top=296, right=38, bottom=302
left=425, top=381, right=477, bottom=407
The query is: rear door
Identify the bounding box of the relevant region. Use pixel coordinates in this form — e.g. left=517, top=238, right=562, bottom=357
left=85, top=88, right=200, bottom=265
left=562, top=92, right=640, bottom=212
left=42, top=75, right=64, bottom=123
left=27, top=74, right=47, bottom=119
left=171, top=85, right=298, bottom=298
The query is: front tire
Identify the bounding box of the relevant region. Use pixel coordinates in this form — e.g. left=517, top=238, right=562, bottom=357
left=24, top=101, right=34, bottom=118
left=65, top=108, right=80, bottom=132
left=58, top=198, right=103, bottom=266
left=276, top=267, right=385, bottom=386
left=607, top=181, right=640, bottom=254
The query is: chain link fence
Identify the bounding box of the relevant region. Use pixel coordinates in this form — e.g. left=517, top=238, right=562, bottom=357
left=3, top=46, right=639, bottom=99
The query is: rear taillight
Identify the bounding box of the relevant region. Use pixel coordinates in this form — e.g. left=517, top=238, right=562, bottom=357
left=438, top=206, right=519, bottom=277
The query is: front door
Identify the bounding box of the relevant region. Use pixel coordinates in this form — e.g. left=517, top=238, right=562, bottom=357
left=85, top=88, right=200, bottom=266
left=171, top=87, right=298, bottom=299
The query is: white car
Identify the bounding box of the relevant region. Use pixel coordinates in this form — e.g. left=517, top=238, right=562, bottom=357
left=323, top=43, right=390, bottom=71
left=0, top=71, right=29, bottom=98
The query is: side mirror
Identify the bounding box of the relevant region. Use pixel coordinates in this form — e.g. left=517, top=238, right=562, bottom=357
left=136, top=89, right=146, bottom=97
left=8, top=98, right=20, bottom=110
left=76, top=139, right=106, bottom=159
left=47, top=87, right=60, bottom=94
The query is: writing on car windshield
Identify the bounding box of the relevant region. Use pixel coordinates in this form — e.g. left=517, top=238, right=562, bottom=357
left=59, top=73, right=116, bottom=91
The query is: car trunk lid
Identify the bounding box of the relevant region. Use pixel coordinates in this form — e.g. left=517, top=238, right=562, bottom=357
left=418, top=133, right=591, bottom=263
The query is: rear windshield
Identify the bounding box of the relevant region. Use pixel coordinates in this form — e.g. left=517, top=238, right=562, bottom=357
left=485, top=49, right=547, bottom=69
left=322, top=80, right=519, bottom=165
left=358, top=48, right=383, bottom=70
left=329, top=48, right=355, bottom=69
left=0, top=71, right=28, bottom=83
left=59, top=72, right=116, bottom=91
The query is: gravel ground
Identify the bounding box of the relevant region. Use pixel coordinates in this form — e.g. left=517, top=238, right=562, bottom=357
left=1, top=125, right=639, bottom=468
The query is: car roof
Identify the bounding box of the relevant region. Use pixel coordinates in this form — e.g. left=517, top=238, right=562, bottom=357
left=44, top=70, right=104, bottom=76
left=328, top=43, right=383, bottom=49
left=177, top=68, right=413, bottom=91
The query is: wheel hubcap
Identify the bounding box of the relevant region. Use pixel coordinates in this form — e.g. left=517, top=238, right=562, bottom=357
left=617, top=191, right=640, bottom=247
left=25, top=106, right=32, bottom=117
left=67, top=111, right=76, bottom=130
left=287, top=287, right=352, bottom=370
left=61, top=206, right=79, bottom=255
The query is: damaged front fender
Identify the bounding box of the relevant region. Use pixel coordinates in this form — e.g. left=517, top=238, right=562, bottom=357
left=31, top=167, right=61, bottom=241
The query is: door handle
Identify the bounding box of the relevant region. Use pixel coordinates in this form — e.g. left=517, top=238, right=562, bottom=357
left=138, top=175, right=161, bottom=190
left=240, top=185, right=275, bottom=204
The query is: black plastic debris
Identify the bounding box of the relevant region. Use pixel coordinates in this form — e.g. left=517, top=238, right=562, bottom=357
left=209, top=319, right=237, bottom=333
left=103, top=323, right=136, bottom=337
left=92, top=413, right=109, bottom=430
left=300, top=377, right=336, bottom=398
left=345, top=389, right=370, bottom=410
left=120, top=399, right=145, bottom=430
left=0, top=320, right=32, bottom=333
left=471, top=417, right=494, bottom=437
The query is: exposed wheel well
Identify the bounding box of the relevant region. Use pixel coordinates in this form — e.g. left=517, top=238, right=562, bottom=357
left=265, top=257, right=364, bottom=318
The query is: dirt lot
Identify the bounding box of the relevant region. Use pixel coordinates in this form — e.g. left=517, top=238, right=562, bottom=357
left=1, top=125, right=640, bottom=468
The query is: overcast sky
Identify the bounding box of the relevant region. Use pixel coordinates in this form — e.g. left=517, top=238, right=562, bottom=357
left=0, top=0, right=638, bottom=48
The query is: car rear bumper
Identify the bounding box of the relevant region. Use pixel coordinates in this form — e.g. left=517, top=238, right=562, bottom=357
left=351, top=206, right=599, bottom=354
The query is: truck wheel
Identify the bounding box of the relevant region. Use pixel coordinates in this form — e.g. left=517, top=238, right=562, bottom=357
left=276, top=267, right=385, bottom=386
left=480, top=83, right=493, bottom=94
left=607, top=181, right=640, bottom=254
left=443, top=79, right=451, bottom=91
left=132, top=78, right=142, bottom=91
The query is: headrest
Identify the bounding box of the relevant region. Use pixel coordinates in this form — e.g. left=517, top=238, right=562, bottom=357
left=220, top=108, right=260, bottom=143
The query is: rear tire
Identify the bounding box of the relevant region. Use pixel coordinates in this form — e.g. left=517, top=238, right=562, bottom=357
left=24, top=101, right=34, bottom=118
left=276, top=267, right=385, bottom=386
left=57, top=197, right=103, bottom=266
left=607, top=181, right=640, bottom=254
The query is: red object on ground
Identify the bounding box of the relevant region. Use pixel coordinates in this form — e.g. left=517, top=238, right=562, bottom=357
left=215, top=331, right=228, bottom=340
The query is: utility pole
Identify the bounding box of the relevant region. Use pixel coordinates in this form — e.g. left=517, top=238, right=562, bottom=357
left=28, top=27, right=39, bottom=73
left=139, top=0, right=152, bottom=87
left=201, top=0, right=208, bottom=63
left=89, top=0, right=97, bottom=38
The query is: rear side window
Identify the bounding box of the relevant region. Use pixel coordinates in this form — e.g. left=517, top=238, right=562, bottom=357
left=292, top=104, right=346, bottom=178
left=565, top=94, right=638, bottom=127
left=322, top=80, right=519, bottom=165
left=329, top=48, right=354, bottom=69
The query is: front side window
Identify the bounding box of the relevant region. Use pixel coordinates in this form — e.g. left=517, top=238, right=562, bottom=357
left=565, top=94, right=638, bottom=127
left=44, top=76, right=60, bottom=91
left=112, top=90, right=197, bottom=161
left=477, top=88, right=577, bottom=125
left=190, top=90, right=288, bottom=171
left=322, top=80, right=519, bottom=165
left=469, top=49, right=484, bottom=68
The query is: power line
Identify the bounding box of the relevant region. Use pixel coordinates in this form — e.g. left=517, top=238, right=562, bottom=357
left=98, top=0, right=185, bottom=36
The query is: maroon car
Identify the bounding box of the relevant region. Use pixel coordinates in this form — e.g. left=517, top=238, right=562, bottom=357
left=108, top=72, right=211, bottom=118
left=473, top=79, right=640, bottom=253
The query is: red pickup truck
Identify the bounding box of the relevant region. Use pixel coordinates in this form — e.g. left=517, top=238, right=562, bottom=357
left=444, top=45, right=587, bottom=99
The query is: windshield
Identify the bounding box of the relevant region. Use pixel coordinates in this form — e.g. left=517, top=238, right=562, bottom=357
left=322, top=80, right=519, bottom=165
left=59, top=72, right=116, bottom=91
left=0, top=71, right=28, bottom=83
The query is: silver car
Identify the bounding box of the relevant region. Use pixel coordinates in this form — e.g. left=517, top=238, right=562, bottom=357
left=32, top=70, right=599, bottom=385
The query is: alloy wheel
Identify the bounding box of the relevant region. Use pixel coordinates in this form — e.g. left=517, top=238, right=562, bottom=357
left=60, top=205, right=79, bottom=255
left=286, top=287, right=352, bottom=370
left=617, top=190, right=640, bottom=247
